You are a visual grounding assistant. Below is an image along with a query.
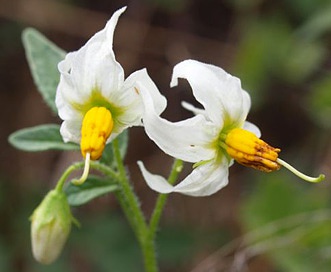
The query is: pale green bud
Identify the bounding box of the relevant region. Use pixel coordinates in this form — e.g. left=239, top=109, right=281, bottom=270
left=30, top=189, right=72, bottom=264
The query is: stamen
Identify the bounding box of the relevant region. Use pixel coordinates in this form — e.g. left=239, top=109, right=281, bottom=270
left=74, top=107, right=114, bottom=185
left=276, top=158, right=325, bottom=183
left=81, top=106, right=114, bottom=160
left=224, top=128, right=281, bottom=172
left=72, top=152, right=91, bottom=185
left=222, top=128, right=325, bottom=183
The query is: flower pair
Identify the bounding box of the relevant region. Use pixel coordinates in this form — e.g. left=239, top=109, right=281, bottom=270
left=57, top=6, right=324, bottom=197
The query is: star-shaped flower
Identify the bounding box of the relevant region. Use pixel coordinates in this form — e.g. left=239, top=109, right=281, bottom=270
left=55, top=7, right=166, bottom=183
left=138, top=60, right=324, bottom=196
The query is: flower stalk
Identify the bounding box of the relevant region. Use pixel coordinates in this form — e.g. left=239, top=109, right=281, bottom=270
left=109, top=139, right=183, bottom=272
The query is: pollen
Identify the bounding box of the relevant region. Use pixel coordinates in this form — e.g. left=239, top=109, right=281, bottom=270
left=225, top=128, right=281, bottom=172
left=81, top=107, right=114, bottom=160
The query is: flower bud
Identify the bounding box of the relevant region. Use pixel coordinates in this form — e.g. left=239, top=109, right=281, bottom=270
left=30, top=189, right=72, bottom=264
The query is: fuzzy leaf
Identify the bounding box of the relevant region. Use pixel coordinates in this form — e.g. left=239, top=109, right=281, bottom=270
left=22, top=28, right=66, bottom=113
left=8, top=124, right=79, bottom=151
left=65, top=176, right=119, bottom=206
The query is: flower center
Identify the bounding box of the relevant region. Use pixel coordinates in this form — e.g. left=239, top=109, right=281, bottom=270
left=81, top=106, right=114, bottom=160
left=223, top=128, right=281, bottom=172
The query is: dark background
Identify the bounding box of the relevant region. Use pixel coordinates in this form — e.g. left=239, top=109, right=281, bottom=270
left=1, top=0, right=331, bottom=271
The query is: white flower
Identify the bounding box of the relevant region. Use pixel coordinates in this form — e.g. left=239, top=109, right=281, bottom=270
left=56, top=6, right=166, bottom=151
left=55, top=7, right=166, bottom=184
left=137, top=59, right=262, bottom=196
left=138, top=59, right=324, bottom=196
left=55, top=7, right=166, bottom=185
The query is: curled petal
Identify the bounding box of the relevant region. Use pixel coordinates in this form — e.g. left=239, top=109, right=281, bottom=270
left=119, top=69, right=167, bottom=124
left=107, top=68, right=167, bottom=141
left=60, top=119, right=81, bottom=143
left=138, top=158, right=229, bottom=196
left=56, top=7, right=168, bottom=145
left=137, top=161, right=175, bottom=193
left=171, top=59, right=250, bottom=127
left=181, top=101, right=207, bottom=117
left=138, top=81, right=216, bottom=163
left=56, top=7, right=126, bottom=121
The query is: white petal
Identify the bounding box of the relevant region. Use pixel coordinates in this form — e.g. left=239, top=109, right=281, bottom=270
left=131, top=69, right=167, bottom=116
left=56, top=7, right=126, bottom=117
left=113, top=69, right=167, bottom=129
left=56, top=7, right=131, bottom=144
left=137, top=161, right=174, bottom=193
left=181, top=101, right=207, bottom=117
left=69, top=7, right=126, bottom=97
left=238, top=90, right=252, bottom=123
left=60, top=119, right=81, bottom=144
left=138, top=158, right=229, bottom=197
left=138, top=81, right=216, bottom=163
left=243, top=121, right=261, bottom=138
left=171, top=59, right=249, bottom=127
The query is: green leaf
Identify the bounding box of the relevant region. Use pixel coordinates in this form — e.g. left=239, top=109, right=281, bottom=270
left=65, top=176, right=119, bottom=206
left=8, top=124, right=79, bottom=151
left=100, top=130, right=129, bottom=167
left=22, top=28, right=66, bottom=114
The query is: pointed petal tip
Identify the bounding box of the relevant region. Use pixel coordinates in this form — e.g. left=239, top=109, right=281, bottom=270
left=170, top=59, right=196, bottom=88
left=105, top=6, right=127, bottom=33
left=170, top=75, right=178, bottom=88
left=137, top=161, right=174, bottom=194
left=116, top=6, right=127, bottom=14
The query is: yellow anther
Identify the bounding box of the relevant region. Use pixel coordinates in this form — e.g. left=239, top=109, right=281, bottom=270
left=223, top=128, right=325, bottom=183
left=225, top=128, right=281, bottom=172
left=81, top=107, right=114, bottom=160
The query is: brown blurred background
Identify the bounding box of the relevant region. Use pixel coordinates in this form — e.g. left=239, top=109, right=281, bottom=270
left=1, top=0, right=331, bottom=271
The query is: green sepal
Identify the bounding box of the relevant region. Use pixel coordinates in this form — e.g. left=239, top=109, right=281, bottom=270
left=22, top=28, right=66, bottom=114
left=8, top=124, right=79, bottom=151
left=65, top=175, right=119, bottom=206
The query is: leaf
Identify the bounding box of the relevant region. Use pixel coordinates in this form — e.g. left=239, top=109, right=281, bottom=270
left=100, top=130, right=129, bottom=167
left=8, top=124, right=79, bottom=151
left=22, top=28, right=66, bottom=114
left=65, top=176, right=119, bottom=206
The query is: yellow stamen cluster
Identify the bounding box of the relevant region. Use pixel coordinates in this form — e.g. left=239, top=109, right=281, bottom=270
left=225, top=128, right=281, bottom=172
left=81, top=107, right=114, bottom=160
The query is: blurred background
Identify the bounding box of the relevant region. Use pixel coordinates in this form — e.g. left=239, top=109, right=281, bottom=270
left=1, top=0, right=331, bottom=271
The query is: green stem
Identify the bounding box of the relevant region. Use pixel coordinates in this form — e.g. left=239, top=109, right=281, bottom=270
left=149, top=159, right=183, bottom=240
left=112, top=139, right=157, bottom=272
left=112, top=138, right=148, bottom=236
left=89, top=161, right=118, bottom=180
left=54, top=160, right=118, bottom=192
left=55, top=162, right=84, bottom=192
left=54, top=147, right=183, bottom=272
left=143, top=159, right=183, bottom=272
